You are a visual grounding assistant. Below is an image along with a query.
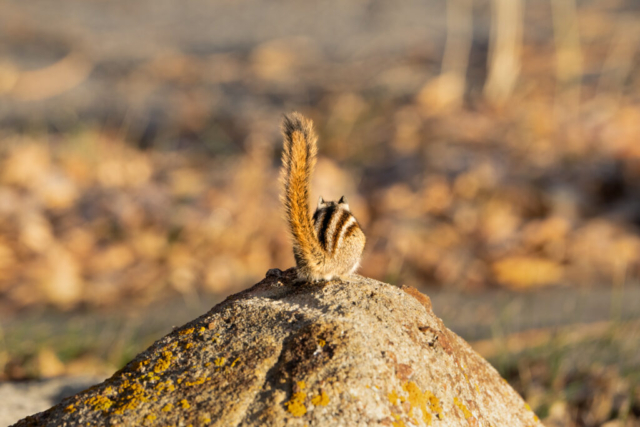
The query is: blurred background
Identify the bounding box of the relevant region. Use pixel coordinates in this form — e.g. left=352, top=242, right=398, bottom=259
left=0, top=0, right=639, bottom=425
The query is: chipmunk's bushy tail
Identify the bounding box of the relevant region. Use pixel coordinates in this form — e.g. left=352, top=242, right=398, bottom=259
left=280, top=112, right=325, bottom=274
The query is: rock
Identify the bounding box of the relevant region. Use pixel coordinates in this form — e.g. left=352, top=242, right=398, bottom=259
left=0, top=376, right=106, bottom=427
left=14, top=269, right=542, bottom=426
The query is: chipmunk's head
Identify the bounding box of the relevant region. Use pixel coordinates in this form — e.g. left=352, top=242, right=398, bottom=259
left=317, top=195, right=350, bottom=212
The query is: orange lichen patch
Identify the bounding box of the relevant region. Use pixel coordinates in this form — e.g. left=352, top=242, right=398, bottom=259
left=179, top=327, right=195, bottom=336
left=185, top=378, right=206, bottom=387
left=160, top=341, right=179, bottom=353
left=285, top=382, right=308, bottom=417
left=285, top=391, right=307, bottom=417
left=388, top=390, right=401, bottom=406
left=153, top=351, right=173, bottom=374
left=311, top=390, right=330, bottom=406
left=154, top=380, right=175, bottom=393
left=184, top=377, right=206, bottom=387
left=142, top=372, right=161, bottom=383
left=425, top=390, right=442, bottom=419
left=85, top=394, right=114, bottom=412
left=113, top=380, right=148, bottom=415
left=403, top=381, right=433, bottom=425
left=64, top=404, right=76, bottom=414
left=180, top=399, right=191, bottom=409
left=133, top=359, right=150, bottom=371
left=317, top=338, right=326, bottom=347
left=392, top=413, right=406, bottom=427
left=162, top=403, right=173, bottom=412
left=454, top=397, right=472, bottom=419
left=113, top=397, right=144, bottom=414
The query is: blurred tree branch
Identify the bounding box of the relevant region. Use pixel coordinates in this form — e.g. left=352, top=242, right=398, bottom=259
left=551, top=0, right=583, bottom=116
left=484, top=0, right=523, bottom=108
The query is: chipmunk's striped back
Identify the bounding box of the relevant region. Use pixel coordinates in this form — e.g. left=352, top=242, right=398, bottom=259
left=313, top=202, right=360, bottom=255
left=280, top=112, right=365, bottom=282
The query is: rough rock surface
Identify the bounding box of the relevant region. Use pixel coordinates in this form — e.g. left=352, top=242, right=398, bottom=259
left=0, top=376, right=106, bottom=426
left=14, top=269, right=542, bottom=427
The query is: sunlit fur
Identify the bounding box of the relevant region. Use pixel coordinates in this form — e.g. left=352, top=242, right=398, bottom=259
left=280, top=112, right=365, bottom=281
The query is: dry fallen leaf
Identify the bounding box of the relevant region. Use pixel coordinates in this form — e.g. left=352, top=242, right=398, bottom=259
left=492, top=256, right=563, bottom=290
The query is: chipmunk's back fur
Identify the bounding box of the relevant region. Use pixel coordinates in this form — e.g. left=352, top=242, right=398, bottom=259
left=280, top=112, right=365, bottom=281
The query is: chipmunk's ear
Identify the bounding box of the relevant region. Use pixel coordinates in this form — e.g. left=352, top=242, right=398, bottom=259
left=338, top=196, right=350, bottom=210
left=317, top=196, right=326, bottom=209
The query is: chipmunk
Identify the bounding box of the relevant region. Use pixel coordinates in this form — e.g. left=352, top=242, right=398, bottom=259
left=280, top=112, right=365, bottom=282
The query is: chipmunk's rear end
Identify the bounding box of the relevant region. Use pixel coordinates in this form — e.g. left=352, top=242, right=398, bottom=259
left=280, top=112, right=365, bottom=282
left=312, top=197, right=365, bottom=280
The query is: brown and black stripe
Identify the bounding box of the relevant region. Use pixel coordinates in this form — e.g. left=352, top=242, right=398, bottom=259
left=313, top=205, right=359, bottom=255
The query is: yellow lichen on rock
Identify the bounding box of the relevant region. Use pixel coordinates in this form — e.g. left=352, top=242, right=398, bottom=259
left=285, top=382, right=308, bottom=417
left=311, top=391, right=330, bottom=406
left=454, top=397, right=472, bottom=419
left=285, top=392, right=307, bottom=417
left=403, top=381, right=433, bottom=425
left=425, top=389, right=443, bottom=419
left=113, top=380, right=149, bottom=415
left=180, top=399, right=191, bottom=409
left=154, top=380, right=175, bottom=393
left=85, top=394, right=114, bottom=412
left=392, top=413, right=406, bottom=427
left=162, top=403, right=173, bottom=412
left=133, top=359, right=150, bottom=371
left=179, top=328, right=195, bottom=335
left=388, top=390, right=401, bottom=406
left=142, top=372, right=160, bottom=382
left=184, top=377, right=206, bottom=387
left=153, top=351, right=173, bottom=374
